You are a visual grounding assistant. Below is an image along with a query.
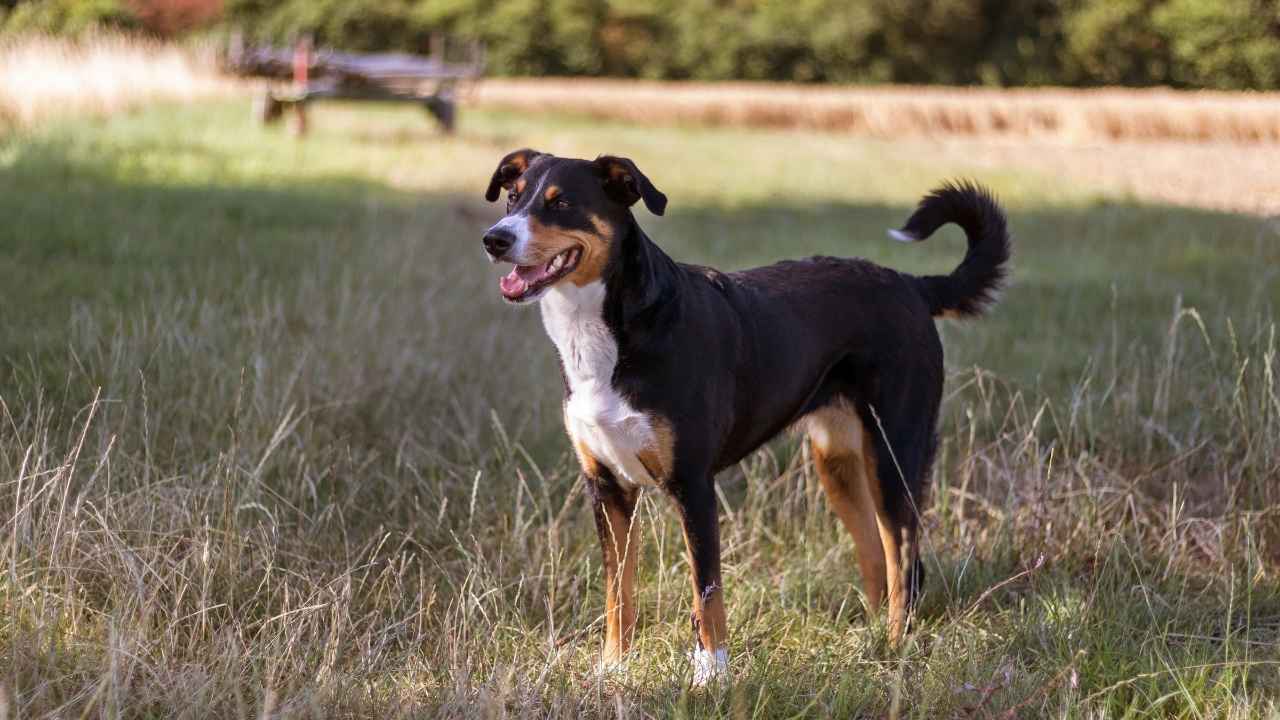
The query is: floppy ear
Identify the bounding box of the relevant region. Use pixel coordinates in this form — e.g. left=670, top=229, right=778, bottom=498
left=594, top=155, right=667, bottom=216
left=484, top=148, right=546, bottom=202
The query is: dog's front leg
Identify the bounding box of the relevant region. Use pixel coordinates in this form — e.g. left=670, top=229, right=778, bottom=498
left=589, top=474, right=640, bottom=668
left=670, top=475, right=729, bottom=685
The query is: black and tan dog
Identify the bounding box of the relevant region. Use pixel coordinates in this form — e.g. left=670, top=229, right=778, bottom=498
left=481, top=149, right=1010, bottom=683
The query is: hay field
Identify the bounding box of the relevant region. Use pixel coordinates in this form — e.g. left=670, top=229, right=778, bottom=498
left=470, top=78, right=1280, bottom=215
left=470, top=78, right=1280, bottom=145
left=0, top=34, right=235, bottom=129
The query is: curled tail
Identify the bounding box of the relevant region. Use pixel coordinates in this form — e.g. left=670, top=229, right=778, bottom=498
left=890, top=180, right=1011, bottom=318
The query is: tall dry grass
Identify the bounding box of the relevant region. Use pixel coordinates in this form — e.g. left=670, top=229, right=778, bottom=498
left=470, top=78, right=1280, bottom=146
left=3, top=283, right=1276, bottom=717
left=470, top=78, right=1280, bottom=215
left=0, top=33, right=236, bottom=129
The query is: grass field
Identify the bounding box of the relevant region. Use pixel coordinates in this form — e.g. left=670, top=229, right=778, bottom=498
left=471, top=78, right=1280, bottom=145
left=0, top=34, right=233, bottom=130
left=1, top=98, right=1278, bottom=718
left=469, top=79, right=1280, bottom=215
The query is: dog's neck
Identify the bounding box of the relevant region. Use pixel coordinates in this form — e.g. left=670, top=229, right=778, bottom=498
left=601, top=217, right=681, bottom=329
left=541, top=280, right=612, bottom=387
left=541, top=217, right=679, bottom=390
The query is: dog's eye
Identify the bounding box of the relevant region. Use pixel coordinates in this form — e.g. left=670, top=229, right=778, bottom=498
left=506, top=190, right=518, bottom=210
left=550, top=197, right=570, bottom=211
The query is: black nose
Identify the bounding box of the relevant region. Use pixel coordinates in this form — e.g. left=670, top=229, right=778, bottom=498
left=482, top=229, right=515, bottom=258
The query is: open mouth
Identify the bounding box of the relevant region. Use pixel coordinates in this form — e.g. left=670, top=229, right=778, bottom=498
left=499, top=247, right=581, bottom=302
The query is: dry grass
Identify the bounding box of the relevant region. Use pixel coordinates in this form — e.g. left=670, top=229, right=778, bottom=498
left=0, top=33, right=236, bottom=129
left=872, top=135, right=1280, bottom=216
left=470, top=79, right=1280, bottom=216
left=470, top=78, right=1280, bottom=146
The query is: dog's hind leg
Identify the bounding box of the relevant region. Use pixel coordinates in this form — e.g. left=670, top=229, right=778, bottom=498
left=862, top=441, right=910, bottom=646
left=902, top=519, right=924, bottom=612
left=807, top=406, right=887, bottom=612
left=861, top=409, right=935, bottom=647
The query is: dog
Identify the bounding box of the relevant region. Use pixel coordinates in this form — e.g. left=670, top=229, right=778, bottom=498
left=480, top=149, right=1010, bottom=684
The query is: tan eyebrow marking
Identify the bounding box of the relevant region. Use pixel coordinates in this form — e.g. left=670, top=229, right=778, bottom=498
left=515, top=178, right=527, bottom=193
left=544, top=185, right=561, bottom=202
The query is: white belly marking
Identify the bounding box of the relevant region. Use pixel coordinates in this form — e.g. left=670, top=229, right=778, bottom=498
left=542, top=281, right=659, bottom=488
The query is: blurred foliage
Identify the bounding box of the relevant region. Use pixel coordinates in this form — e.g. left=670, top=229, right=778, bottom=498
left=3, top=0, right=1279, bottom=89
left=3, top=0, right=140, bottom=35
left=1154, top=0, right=1280, bottom=90
left=1, top=0, right=221, bottom=35
left=129, top=0, right=225, bottom=35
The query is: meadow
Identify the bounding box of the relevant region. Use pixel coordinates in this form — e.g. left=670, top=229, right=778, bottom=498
left=0, top=34, right=232, bottom=129
left=468, top=79, right=1280, bottom=215
left=0, top=95, right=1277, bottom=718
left=472, top=78, right=1280, bottom=145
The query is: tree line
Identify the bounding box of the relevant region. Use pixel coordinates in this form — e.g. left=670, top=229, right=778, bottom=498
left=4, top=0, right=1278, bottom=90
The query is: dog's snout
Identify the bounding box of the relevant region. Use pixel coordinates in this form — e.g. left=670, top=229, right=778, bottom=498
left=482, top=228, right=515, bottom=259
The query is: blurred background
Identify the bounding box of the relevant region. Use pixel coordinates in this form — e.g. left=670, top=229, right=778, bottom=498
left=1, top=1, right=1278, bottom=717
left=5, top=0, right=1280, bottom=88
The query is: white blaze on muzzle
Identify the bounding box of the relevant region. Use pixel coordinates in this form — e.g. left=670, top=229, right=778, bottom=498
left=489, top=211, right=584, bottom=303
left=488, top=213, right=534, bottom=264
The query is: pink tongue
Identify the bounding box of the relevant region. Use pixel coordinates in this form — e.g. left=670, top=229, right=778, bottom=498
left=500, top=263, right=550, bottom=299
left=499, top=270, right=528, bottom=298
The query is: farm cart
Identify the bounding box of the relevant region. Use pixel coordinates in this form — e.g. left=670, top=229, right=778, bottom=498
left=227, top=36, right=484, bottom=135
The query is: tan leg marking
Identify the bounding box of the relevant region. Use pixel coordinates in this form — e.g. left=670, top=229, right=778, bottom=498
left=573, top=420, right=641, bottom=662
left=635, top=417, right=674, bottom=483
left=682, top=527, right=728, bottom=654
left=861, top=428, right=907, bottom=645
left=601, top=497, right=641, bottom=662
left=813, top=444, right=887, bottom=611
left=572, top=438, right=603, bottom=479
left=807, top=405, right=887, bottom=611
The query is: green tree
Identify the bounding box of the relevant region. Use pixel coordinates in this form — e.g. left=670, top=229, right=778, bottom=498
left=1154, top=0, right=1280, bottom=89
left=1061, top=0, right=1172, bottom=85
left=2, top=0, right=139, bottom=35
left=226, top=0, right=429, bottom=51
left=11, top=0, right=1280, bottom=90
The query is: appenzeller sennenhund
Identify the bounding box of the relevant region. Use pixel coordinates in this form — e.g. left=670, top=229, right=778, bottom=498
left=480, top=149, right=1011, bottom=684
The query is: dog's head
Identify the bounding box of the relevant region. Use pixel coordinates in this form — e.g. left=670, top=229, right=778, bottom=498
left=481, top=149, right=667, bottom=303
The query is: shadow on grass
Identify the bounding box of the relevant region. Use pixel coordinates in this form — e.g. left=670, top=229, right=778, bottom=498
left=3, top=134, right=1274, bottom=387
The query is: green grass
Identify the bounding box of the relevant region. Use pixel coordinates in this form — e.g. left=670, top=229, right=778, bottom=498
left=0, top=100, right=1277, bottom=718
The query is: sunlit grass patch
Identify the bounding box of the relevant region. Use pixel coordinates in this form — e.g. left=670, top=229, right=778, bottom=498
left=0, top=33, right=235, bottom=129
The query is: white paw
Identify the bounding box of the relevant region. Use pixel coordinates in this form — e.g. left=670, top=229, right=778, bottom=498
left=689, top=646, right=729, bottom=687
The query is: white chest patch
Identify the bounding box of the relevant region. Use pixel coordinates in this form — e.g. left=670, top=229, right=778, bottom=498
left=541, top=282, right=660, bottom=488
